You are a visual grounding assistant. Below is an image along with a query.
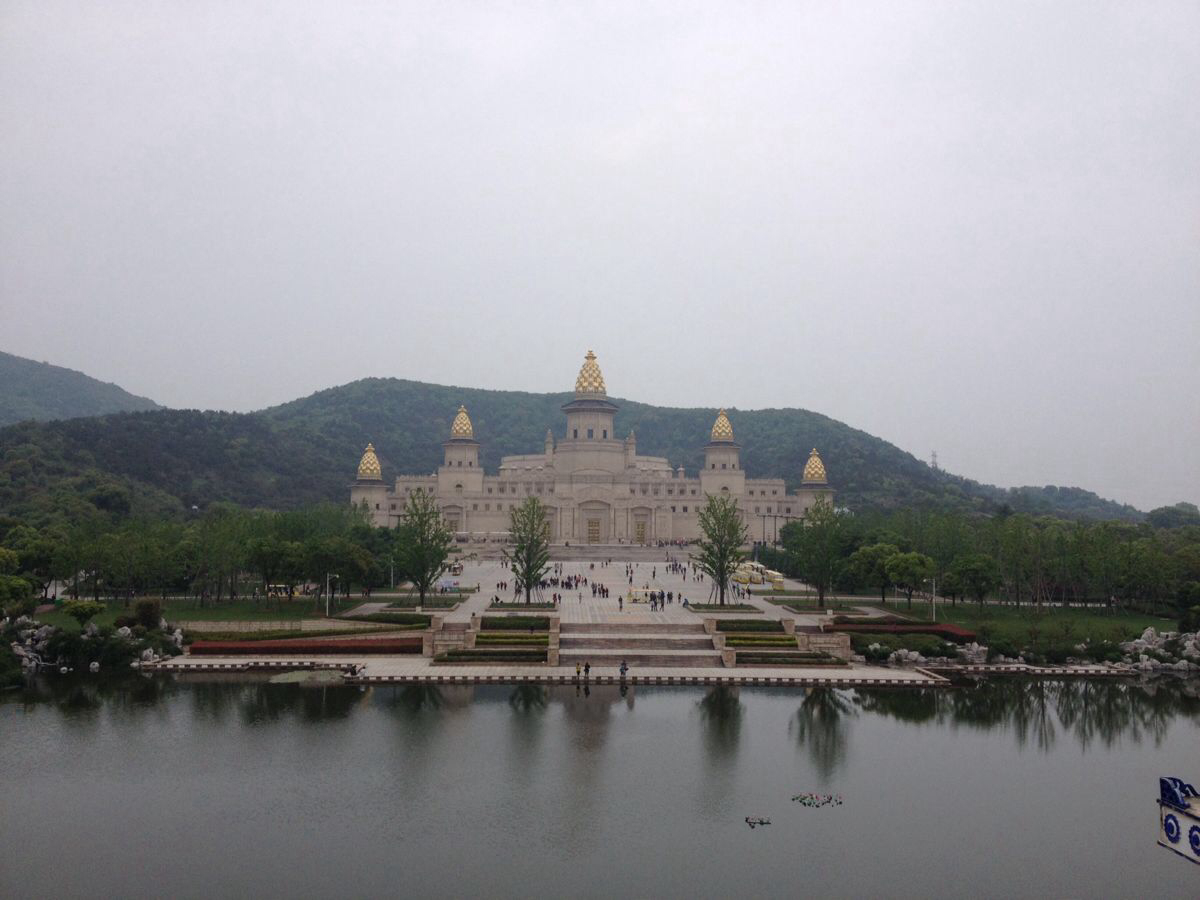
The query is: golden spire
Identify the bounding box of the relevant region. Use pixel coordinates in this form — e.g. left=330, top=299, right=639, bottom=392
left=710, top=409, right=734, bottom=442
left=357, top=443, right=382, bottom=480
left=450, top=405, right=474, bottom=439
left=802, top=447, right=828, bottom=484
left=574, top=350, right=606, bottom=395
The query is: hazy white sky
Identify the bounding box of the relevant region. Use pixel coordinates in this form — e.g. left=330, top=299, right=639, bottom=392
left=2, top=1, right=1197, bottom=510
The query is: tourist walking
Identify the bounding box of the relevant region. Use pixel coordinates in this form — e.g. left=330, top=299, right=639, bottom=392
left=619, top=660, right=629, bottom=679
left=584, top=662, right=591, bottom=679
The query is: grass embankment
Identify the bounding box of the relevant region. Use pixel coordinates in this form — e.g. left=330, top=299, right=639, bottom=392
left=889, top=603, right=1172, bottom=644
left=852, top=603, right=1176, bottom=663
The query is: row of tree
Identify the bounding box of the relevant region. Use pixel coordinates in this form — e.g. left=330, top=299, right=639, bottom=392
left=758, top=501, right=1200, bottom=612
left=0, top=492, right=460, bottom=612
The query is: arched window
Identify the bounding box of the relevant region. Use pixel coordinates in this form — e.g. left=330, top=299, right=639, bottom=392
left=455, top=483, right=463, bottom=495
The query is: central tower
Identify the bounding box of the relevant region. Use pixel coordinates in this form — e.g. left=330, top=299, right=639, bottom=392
left=561, top=350, right=618, bottom=445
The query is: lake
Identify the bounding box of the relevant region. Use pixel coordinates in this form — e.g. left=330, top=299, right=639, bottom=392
left=2, top=676, right=1198, bottom=898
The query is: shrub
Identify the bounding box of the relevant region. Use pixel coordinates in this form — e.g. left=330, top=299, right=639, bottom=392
left=3, top=594, right=38, bottom=619
left=1083, top=640, right=1123, bottom=663
left=986, top=639, right=1021, bottom=662
left=1180, top=605, right=1200, bottom=634
left=134, top=598, right=162, bottom=629
left=62, top=598, right=106, bottom=629
left=715, top=620, right=784, bottom=633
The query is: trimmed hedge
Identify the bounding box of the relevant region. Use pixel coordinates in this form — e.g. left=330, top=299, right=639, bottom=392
left=353, top=612, right=432, bottom=627
left=386, top=596, right=460, bottom=609
left=715, top=619, right=784, bottom=633
left=736, top=651, right=847, bottom=666
left=686, top=603, right=760, bottom=612
left=475, top=633, right=549, bottom=645
left=186, top=626, right=399, bottom=642
left=831, top=623, right=976, bottom=643
left=725, top=636, right=797, bottom=647
left=489, top=602, right=557, bottom=610
left=190, top=637, right=422, bottom=655
left=480, top=616, right=551, bottom=631
left=438, top=648, right=547, bottom=663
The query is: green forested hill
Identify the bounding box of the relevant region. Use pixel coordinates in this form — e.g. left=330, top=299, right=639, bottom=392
left=0, top=351, right=159, bottom=426
left=0, top=376, right=1143, bottom=526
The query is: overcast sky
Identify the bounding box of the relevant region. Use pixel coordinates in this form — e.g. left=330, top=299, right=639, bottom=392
left=2, top=1, right=1197, bottom=510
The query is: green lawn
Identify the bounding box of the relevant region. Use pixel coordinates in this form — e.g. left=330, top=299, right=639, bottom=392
left=883, top=602, right=1173, bottom=646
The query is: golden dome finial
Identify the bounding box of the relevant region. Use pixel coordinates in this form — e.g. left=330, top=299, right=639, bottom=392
left=710, top=409, right=734, bottom=442
left=574, top=350, right=606, bottom=395
left=450, top=405, right=474, bottom=439
left=802, top=447, right=828, bottom=484
left=357, top=443, right=382, bottom=480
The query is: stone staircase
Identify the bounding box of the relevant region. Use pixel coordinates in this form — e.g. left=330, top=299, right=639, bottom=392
left=558, top=622, right=723, bottom=668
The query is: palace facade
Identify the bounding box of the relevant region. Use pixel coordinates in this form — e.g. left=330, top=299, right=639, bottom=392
left=351, top=351, right=833, bottom=543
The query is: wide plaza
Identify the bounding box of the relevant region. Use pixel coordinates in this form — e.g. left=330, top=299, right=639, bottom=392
left=153, top=551, right=951, bottom=686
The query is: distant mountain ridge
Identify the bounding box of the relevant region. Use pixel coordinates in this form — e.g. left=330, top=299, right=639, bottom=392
left=0, top=351, right=159, bottom=426
left=0, top=374, right=1143, bottom=526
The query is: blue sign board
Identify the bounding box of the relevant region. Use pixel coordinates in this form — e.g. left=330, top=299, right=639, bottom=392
left=1158, top=776, right=1200, bottom=864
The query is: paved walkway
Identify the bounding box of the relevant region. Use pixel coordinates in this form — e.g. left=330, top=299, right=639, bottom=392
left=440, top=556, right=850, bottom=626
left=153, top=653, right=945, bottom=686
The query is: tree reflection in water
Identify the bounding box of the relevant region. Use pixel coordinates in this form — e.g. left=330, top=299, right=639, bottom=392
left=508, top=684, right=548, bottom=713
left=386, top=683, right=446, bottom=715
left=698, top=685, right=744, bottom=763
left=790, top=688, right=857, bottom=781
left=853, top=678, right=1200, bottom=753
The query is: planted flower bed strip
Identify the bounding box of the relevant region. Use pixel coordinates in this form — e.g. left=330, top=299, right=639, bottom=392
left=191, top=638, right=423, bottom=655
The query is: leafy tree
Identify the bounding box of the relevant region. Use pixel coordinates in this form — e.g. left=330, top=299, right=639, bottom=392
left=0, top=547, right=18, bottom=575
left=505, top=496, right=551, bottom=605
left=1147, top=502, right=1200, bottom=529
left=783, top=497, right=846, bottom=607
left=885, top=551, right=935, bottom=609
left=246, top=533, right=286, bottom=597
left=949, top=553, right=1002, bottom=606
left=396, top=488, right=454, bottom=607
left=62, top=597, right=105, bottom=628
left=847, top=542, right=899, bottom=604
left=694, top=494, right=748, bottom=606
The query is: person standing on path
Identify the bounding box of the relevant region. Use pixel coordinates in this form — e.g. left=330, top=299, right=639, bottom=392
left=619, top=660, right=629, bottom=679
left=584, top=662, right=591, bottom=680
left=576, top=662, right=582, bottom=680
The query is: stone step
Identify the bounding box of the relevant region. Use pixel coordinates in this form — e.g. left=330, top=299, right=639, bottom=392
left=560, top=636, right=715, bottom=650
left=560, top=622, right=706, bottom=635
left=560, top=650, right=724, bottom=668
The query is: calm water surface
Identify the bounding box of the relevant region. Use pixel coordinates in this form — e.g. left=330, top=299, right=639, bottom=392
left=2, top=676, right=1198, bottom=898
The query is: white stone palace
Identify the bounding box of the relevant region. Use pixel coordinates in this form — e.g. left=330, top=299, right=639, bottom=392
left=351, top=351, right=833, bottom=543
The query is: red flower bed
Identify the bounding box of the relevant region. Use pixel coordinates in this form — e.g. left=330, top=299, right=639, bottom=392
left=190, top=638, right=422, bottom=655
left=828, top=623, right=977, bottom=643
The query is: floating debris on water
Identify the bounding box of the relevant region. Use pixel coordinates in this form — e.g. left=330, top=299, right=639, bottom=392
left=745, top=817, right=772, bottom=829
left=791, top=793, right=843, bottom=808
